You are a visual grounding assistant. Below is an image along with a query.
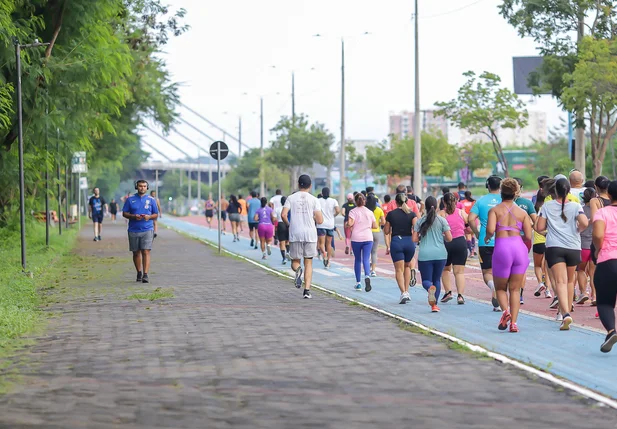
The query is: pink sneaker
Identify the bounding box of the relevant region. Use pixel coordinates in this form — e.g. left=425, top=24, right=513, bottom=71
left=498, top=311, right=511, bottom=331
left=509, top=323, right=519, bottom=333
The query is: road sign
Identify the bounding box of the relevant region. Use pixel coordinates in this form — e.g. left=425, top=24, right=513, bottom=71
left=72, top=151, right=87, bottom=173
left=79, top=176, right=88, bottom=190
left=209, top=141, right=229, bottom=161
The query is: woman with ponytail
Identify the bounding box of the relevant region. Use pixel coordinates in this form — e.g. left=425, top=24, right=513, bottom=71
left=536, top=178, right=588, bottom=330
left=413, top=196, right=453, bottom=312
left=347, top=193, right=377, bottom=292
left=384, top=193, right=418, bottom=304
left=438, top=193, right=469, bottom=305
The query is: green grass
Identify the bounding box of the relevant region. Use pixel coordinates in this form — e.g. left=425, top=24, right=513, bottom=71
left=128, top=287, right=174, bottom=301
left=0, top=222, right=79, bottom=350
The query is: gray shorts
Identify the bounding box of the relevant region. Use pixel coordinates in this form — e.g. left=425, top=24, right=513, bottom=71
left=289, top=241, right=318, bottom=260
left=128, top=230, right=154, bottom=252
left=229, top=213, right=241, bottom=223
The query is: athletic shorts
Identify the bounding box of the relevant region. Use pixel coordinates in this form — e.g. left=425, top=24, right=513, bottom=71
left=446, top=236, right=468, bottom=266
left=532, top=243, right=546, bottom=255
left=277, top=222, right=289, bottom=242
left=229, top=213, right=241, bottom=223
left=289, top=241, right=318, bottom=260
left=205, top=210, right=213, bottom=218
left=128, top=230, right=154, bottom=252
left=478, top=246, right=494, bottom=270
left=581, top=248, right=592, bottom=263
left=258, top=223, right=274, bottom=239
left=249, top=222, right=259, bottom=231
left=545, top=247, right=581, bottom=268
left=390, top=235, right=415, bottom=263
left=221, top=211, right=227, bottom=221
left=92, top=213, right=103, bottom=224
left=317, top=228, right=335, bottom=237
left=110, top=210, right=117, bottom=215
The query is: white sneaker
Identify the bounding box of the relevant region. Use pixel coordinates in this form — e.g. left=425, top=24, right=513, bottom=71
left=556, top=312, right=563, bottom=321
left=399, top=293, right=407, bottom=304
left=534, top=282, right=546, bottom=297
left=404, top=292, right=411, bottom=303
left=267, top=244, right=272, bottom=256
left=545, top=289, right=553, bottom=299
left=370, top=271, right=377, bottom=277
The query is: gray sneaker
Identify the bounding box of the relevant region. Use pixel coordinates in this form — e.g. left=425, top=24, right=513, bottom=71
left=294, top=267, right=303, bottom=289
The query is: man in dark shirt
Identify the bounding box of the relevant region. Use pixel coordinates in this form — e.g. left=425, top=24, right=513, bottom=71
left=88, top=187, right=107, bottom=242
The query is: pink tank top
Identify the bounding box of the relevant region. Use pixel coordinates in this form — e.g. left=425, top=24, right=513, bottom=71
left=445, top=210, right=465, bottom=239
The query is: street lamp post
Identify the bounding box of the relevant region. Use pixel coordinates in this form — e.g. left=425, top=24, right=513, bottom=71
left=413, top=0, right=422, bottom=198
left=260, top=96, right=265, bottom=196
left=340, top=38, right=346, bottom=206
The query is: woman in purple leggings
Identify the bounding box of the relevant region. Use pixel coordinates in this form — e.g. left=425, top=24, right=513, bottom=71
left=485, top=178, right=533, bottom=332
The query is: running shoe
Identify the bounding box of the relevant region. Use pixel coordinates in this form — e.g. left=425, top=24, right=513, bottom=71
left=267, top=244, right=272, bottom=256
left=153, top=233, right=157, bottom=239
left=404, top=292, right=411, bottom=303
left=250, top=239, right=254, bottom=247
left=410, top=269, right=417, bottom=287
left=520, top=290, right=524, bottom=305
left=233, top=237, right=237, bottom=243
left=355, top=283, right=362, bottom=290
left=441, top=291, right=453, bottom=303
left=509, top=323, right=519, bottom=333
left=591, top=299, right=597, bottom=307
left=431, top=305, right=440, bottom=313
left=142, top=274, right=149, bottom=284
left=365, top=277, right=372, bottom=292
left=399, top=293, right=407, bottom=304
left=491, top=296, right=499, bottom=308
left=427, top=285, right=437, bottom=306
left=93, top=237, right=98, bottom=242
left=282, top=258, right=286, bottom=265
left=498, top=310, right=511, bottom=330
left=545, top=289, right=552, bottom=299
left=576, top=295, right=589, bottom=305
left=262, top=253, right=267, bottom=260
left=285, top=252, right=292, bottom=261
left=370, top=271, right=377, bottom=277
left=457, top=294, right=465, bottom=305
left=534, top=282, right=546, bottom=297
left=601, top=331, right=617, bottom=353
left=493, top=307, right=501, bottom=312
left=294, top=267, right=303, bottom=289
left=345, top=246, right=350, bottom=255
left=560, top=314, right=573, bottom=331
left=323, top=258, right=328, bottom=268
left=303, top=289, right=312, bottom=299
left=136, top=271, right=143, bottom=282
left=596, top=311, right=599, bottom=318
left=555, top=312, right=563, bottom=321
left=98, top=235, right=102, bottom=241
left=549, top=296, right=559, bottom=309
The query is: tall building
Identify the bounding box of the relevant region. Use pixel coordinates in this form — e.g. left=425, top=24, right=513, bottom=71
left=459, top=111, right=548, bottom=147
left=389, top=110, right=448, bottom=140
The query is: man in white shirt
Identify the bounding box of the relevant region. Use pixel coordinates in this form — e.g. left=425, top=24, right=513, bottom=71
left=282, top=175, right=324, bottom=299
left=316, top=187, right=340, bottom=268
left=269, top=189, right=283, bottom=212
left=569, top=170, right=586, bottom=202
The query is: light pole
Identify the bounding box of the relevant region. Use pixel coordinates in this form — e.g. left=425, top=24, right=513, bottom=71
left=413, top=0, right=422, bottom=197
left=260, top=96, right=265, bottom=197
left=14, top=38, right=50, bottom=271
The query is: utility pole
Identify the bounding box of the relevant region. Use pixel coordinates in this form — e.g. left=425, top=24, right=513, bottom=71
left=44, top=106, right=49, bottom=247
left=56, top=129, right=62, bottom=235
left=413, top=0, right=422, bottom=198
left=238, top=116, right=242, bottom=158
left=292, top=71, right=296, bottom=120
left=575, top=11, right=586, bottom=176
left=260, top=96, right=265, bottom=197
left=339, top=38, right=346, bottom=205
left=197, top=149, right=201, bottom=203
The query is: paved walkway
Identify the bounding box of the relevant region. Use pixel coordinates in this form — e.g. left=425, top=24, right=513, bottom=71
left=0, top=223, right=616, bottom=428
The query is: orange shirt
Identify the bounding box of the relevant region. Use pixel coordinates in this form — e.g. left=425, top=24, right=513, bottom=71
left=238, top=199, right=247, bottom=215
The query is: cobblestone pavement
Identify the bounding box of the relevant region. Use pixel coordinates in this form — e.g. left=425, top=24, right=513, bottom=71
left=0, top=223, right=616, bottom=429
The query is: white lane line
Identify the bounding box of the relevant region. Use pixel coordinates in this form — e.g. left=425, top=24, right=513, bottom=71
left=337, top=267, right=355, bottom=275
left=375, top=267, right=395, bottom=275
left=163, top=222, right=617, bottom=411
left=313, top=268, right=339, bottom=277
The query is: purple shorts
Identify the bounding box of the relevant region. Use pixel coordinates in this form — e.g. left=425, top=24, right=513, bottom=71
left=258, top=223, right=274, bottom=240
left=493, top=236, right=530, bottom=279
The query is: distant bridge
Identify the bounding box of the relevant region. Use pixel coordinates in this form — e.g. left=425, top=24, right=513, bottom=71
left=137, top=161, right=233, bottom=190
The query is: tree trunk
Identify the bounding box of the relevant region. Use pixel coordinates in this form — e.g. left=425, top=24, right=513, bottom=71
left=489, top=130, right=509, bottom=177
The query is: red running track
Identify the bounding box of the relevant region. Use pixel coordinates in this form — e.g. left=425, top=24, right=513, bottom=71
left=180, top=215, right=603, bottom=331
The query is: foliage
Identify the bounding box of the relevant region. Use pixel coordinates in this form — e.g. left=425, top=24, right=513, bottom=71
left=435, top=71, right=529, bottom=177
left=459, top=141, right=497, bottom=171
left=0, top=0, right=186, bottom=223
left=562, top=37, right=617, bottom=176
left=224, top=148, right=290, bottom=196
left=366, top=132, right=459, bottom=180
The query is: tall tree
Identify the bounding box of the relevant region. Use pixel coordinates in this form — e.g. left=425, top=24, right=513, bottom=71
left=435, top=71, right=529, bottom=177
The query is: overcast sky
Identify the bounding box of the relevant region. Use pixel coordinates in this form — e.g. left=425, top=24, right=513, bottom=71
left=141, top=0, right=564, bottom=162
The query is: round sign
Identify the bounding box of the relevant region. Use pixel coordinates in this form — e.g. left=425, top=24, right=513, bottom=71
left=209, top=141, right=229, bottom=161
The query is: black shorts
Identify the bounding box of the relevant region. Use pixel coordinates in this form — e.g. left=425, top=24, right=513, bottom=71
left=533, top=243, right=546, bottom=255
left=478, top=246, right=494, bottom=270
left=545, top=247, right=581, bottom=268
left=92, top=213, right=103, bottom=224
left=446, top=236, right=468, bottom=266
left=110, top=210, right=117, bottom=216
left=205, top=210, right=213, bottom=218
left=277, top=222, right=289, bottom=242
left=221, top=211, right=227, bottom=221
left=249, top=222, right=259, bottom=231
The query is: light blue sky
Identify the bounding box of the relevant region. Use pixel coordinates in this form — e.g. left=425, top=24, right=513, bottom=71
left=142, top=0, right=564, bottom=161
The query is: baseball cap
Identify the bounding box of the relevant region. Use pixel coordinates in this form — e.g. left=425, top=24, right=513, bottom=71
left=298, top=174, right=312, bottom=189
left=346, top=193, right=353, bottom=200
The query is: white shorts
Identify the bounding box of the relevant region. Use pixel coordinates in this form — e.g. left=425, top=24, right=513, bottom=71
left=290, top=242, right=318, bottom=260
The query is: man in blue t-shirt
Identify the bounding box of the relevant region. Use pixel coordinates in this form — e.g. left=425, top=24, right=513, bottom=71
left=247, top=191, right=261, bottom=249
left=122, top=180, right=159, bottom=283
left=469, top=176, right=502, bottom=311
left=88, top=187, right=108, bottom=242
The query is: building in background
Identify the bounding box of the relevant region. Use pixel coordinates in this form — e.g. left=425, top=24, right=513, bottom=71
left=459, top=111, right=548, bottom=147
left=348, top=138, right=382, bottom=157
left=389, top=110, right=448, bottom=140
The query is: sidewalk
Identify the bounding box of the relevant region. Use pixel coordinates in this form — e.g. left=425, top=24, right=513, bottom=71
left=0, top=222, right=615, bottom=428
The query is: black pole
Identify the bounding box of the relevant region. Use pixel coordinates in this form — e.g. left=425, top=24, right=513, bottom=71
left=15, top=42, right=26, bottom=271
left=57, top=129, right=62, bottom=235
left=65, top=162, right=69, bottom=229
left=45, top=106, right=49, bottom=246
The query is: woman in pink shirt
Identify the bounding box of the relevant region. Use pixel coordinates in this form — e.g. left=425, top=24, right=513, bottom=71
left=592, top=180, right=617, bottom=352
left=347, top=193, right=377, bottom=292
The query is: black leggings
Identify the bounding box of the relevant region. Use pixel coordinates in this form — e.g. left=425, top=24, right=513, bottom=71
left=594, top=259, right=617, bottom=332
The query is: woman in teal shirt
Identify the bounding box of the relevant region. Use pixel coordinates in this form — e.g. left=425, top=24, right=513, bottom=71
left=413, top=196, right=453, bottom=312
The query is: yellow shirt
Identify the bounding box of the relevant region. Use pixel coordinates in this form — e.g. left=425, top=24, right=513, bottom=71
left=536, top=193, right=579, bottom=244
left=533, top=230, right=546, bottom=245
left=545, top=193, right=580, bottom=203
left=372, top=207, right=384, bottom=233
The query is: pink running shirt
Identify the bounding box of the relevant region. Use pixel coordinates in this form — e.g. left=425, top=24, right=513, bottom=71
left=593, top=206, right=617, bottom=263
left=348, top=206, right=375, bottom=242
